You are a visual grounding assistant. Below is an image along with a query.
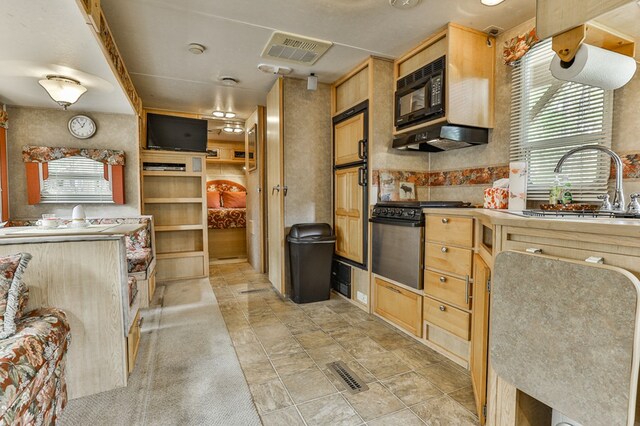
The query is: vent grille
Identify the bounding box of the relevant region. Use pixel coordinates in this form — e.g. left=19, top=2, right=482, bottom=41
left=262, top=32, right=333, bottom=65
left=397, top=55, right=445, bottom=90
left=326, top=361, right=369, bottom=394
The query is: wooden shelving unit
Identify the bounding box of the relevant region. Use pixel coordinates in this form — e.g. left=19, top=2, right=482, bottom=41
left=141, top=150, right=209, bottom=282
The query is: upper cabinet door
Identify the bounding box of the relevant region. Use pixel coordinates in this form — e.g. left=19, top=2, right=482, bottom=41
left=470, top=253, right=490, bottom=425
left=334, top=112, right=365, bottom=166
left=536, top=0, right=634, bottom=38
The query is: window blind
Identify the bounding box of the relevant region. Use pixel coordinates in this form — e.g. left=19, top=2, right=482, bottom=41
left=40, top=156, right=113, bottom=203
left=509, top=39, right=614, bottom=201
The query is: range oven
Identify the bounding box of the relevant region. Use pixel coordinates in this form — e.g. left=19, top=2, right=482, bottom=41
left=371, top=201, right=469, bottom=289
left=395, top=56, right=445, bottom=129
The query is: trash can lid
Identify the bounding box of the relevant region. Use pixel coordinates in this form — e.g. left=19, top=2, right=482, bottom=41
left=287, top=223, right=335, bottom=243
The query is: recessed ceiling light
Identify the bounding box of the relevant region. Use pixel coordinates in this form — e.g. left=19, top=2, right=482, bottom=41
left=219, top=76, right=239, bottom=86
left=389, top=0, right=421, bottom=9
left=212, top=111, right=236, bottom=119
left=481, top=0, right=505, bottom=6
left=188, top=43, right=206, bottom=55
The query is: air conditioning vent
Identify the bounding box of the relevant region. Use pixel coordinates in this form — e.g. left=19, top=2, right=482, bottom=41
left=261, top=31, right=333, bottom=65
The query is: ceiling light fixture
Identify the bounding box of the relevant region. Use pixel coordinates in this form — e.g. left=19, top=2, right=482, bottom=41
left=38, top=75, right=87, bottom=110
left=223, top=126, right=235, bottom=133
left=480, top=0, right=505, bottom=6
left=257, top=63, right=293, bottom=75
left=188, top=43, right=206, bottom=55
left=219, top=76, right=239, bottom=86
left=233, top=127, right=244, bottom=133
left=212, top=111, right=236, bottom=119
left=389, top=0, right=421, bottom=9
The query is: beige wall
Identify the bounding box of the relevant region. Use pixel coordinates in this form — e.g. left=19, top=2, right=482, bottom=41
left=283, top=78, right=332, bottom=227
left=7, top=106, right=140, bottom=218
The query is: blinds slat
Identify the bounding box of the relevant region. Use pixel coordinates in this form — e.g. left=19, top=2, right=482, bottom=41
left=41, top=156, right=113, bottom=203
left=509, top=39, right=614, bottom=202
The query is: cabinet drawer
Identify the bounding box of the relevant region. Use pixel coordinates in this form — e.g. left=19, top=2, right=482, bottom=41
left=423, top=296, right=470, bottom=340
left=426, top=215, right=473, bottom=247
left=127, top=312, right=142, bottom=374
left=424, top=270, right=470, bottom=310
left=374, top=278, right=422, bottom=337
left=425, top=242, right=473, bottom=277
left=502, top=240, right=640, bottom=277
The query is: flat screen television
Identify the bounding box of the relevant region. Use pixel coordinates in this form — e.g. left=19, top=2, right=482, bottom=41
left=146, top=113, right=208, bottom=152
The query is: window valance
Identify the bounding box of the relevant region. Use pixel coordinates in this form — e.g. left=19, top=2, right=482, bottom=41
left=22, top=145, right=126, bottom=166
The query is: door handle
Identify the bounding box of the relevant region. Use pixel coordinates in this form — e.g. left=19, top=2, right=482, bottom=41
left=465, top=275, right=470, bottom=305
left=272, top=185, right=280, bottom=195
left=358, top=139, right=367, bottom=160
left=358, top=167, right=367, bottom=187
left=283, top=186, right=288, bottom=196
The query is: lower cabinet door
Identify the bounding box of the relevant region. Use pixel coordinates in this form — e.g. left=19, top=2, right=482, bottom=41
left=127, top=312, right=142, bottom=374
left=374, top=277, right=422, bottom=337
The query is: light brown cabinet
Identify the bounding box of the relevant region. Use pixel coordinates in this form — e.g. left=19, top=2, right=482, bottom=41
left=424, top=270, right=470, bottom=310
left=536, top=0, right=634, bottom=38
left=334, top=166, right=363, bottom=263
left=334, top=113, right=365, bottom=166
left=374, top=277, right=422, bottom=337
left=423, top=296, right=470, bottom=340
left=470, top=254, right=491, bottom=425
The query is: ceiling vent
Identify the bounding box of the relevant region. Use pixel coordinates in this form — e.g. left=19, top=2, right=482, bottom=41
left=261, top=31, right=333, bottom=65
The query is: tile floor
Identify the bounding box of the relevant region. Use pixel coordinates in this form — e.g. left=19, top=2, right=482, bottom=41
left=210, top=262, right=479, bottom=426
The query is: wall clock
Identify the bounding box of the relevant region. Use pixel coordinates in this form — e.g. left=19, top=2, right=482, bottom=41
left=68, top=115, right=97, bottom=139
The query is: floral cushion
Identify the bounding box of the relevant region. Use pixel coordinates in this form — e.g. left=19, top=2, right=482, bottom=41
left=0, top=308, right=70, bottom=423
left=0, top=253, right=32, bottom=339
left=127, top=248, right=152, bottom=274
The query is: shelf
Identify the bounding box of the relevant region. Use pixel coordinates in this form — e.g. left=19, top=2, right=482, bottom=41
left=157, top=251, right=205, bottom=260
left=155, top=225, right=204, bottom=232
left=144, top=198, right=202, bottom=204
left=142, top=171, right=202, bottom=177
left=206, top=159, right=246, bottom=165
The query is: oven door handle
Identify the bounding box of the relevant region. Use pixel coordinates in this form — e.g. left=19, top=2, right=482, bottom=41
left=369, top=217, right=423, bottom=227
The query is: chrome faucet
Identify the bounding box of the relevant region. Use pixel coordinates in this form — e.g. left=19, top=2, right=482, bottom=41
left=554, top=146, right=625, bottom=212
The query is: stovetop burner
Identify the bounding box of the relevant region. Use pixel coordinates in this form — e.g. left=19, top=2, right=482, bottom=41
left=375, top=201, right=471, bottom=208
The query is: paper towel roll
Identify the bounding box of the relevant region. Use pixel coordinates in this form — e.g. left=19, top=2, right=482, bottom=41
left=549, top=43, right=637, bottom=90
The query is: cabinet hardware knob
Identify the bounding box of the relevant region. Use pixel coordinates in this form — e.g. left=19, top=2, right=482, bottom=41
left=439, top=276, right=446, bottom=283
left=441, top=247, right=448, bottom=253
left=439, top=305, right=446, bottom=311
left=442, top=218, right=449, bottom=224
left=525, top=247, right=542, bottom=254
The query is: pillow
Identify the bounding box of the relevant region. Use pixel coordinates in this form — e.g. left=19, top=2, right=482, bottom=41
left=222, top=191, right=247, bottom=208
left=0, top=252, right=32, bottom=339
left=207, top=190, right=221, bottom=208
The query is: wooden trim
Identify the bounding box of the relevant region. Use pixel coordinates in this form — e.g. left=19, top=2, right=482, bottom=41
left=111, top=165, right=125, bottom=205
left=331, top=57, right=371, bottom=88
left=0, top=128, right=8, bottom=221
left=25, top=162, right=41, bottom=205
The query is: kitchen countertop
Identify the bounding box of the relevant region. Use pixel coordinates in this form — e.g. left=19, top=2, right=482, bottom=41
left=422, top=207, right=640, bottom=237
left=0, top=223, right=144, bottom=244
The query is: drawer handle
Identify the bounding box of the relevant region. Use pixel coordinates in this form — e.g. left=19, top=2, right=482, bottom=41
left=441, top=247, right=448, bottom=253
left=439, top=276, right=446, bottom=283
left=439, top=305, right=446, bottom=312
left=526, top=247, right=542, bottom=254
left=465, top=275, right=470, bottom=305
left=386, top=285, right=401, bottom=294
left=441, top=218, right=449, bottom=224
left=585, top=256, right=604, bottom=264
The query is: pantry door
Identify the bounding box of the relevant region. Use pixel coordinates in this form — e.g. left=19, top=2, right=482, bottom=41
left=266, top=78, right=285, bottom=294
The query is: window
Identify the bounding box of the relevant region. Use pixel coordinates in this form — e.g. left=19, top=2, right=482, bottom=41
left=40, top=156, right=113, bottom=203
left=510, top=39, right=613, bottom=201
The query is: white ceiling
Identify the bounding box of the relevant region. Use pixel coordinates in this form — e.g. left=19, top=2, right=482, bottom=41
left=0, top=1, right=133, bottom=114
left=101, top=0, right=536, bottom=120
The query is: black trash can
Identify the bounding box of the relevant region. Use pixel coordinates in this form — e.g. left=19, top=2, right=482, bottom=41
left=287, top=223, right=336, bottom=304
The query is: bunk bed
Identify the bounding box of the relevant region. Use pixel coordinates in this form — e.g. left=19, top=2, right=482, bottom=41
left=206, top=180, right=247, bottom=260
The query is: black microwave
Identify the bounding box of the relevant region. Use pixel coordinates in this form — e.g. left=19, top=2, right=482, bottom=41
left=395, top=56, right=445, bottom=129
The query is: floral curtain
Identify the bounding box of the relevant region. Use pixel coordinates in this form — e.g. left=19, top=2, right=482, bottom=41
left=0, top=107, right=8, bottom=129
left=503, top=28, right=539, bottom=66
left=22, top=145, right=125, bottom=165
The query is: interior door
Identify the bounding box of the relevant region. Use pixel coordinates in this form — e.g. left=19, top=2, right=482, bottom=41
left=245, top=106, right=266, bottom=272
left=334, top=166, right=363, bottom=263
left=334, top=113, right=365, bottom=166
left=470, top=253, right=491, bottom=424
left=266, top=79, right=285, bottom=294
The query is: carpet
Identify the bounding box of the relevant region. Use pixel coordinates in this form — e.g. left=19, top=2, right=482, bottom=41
left=59, top=278, right=261, bottom=426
